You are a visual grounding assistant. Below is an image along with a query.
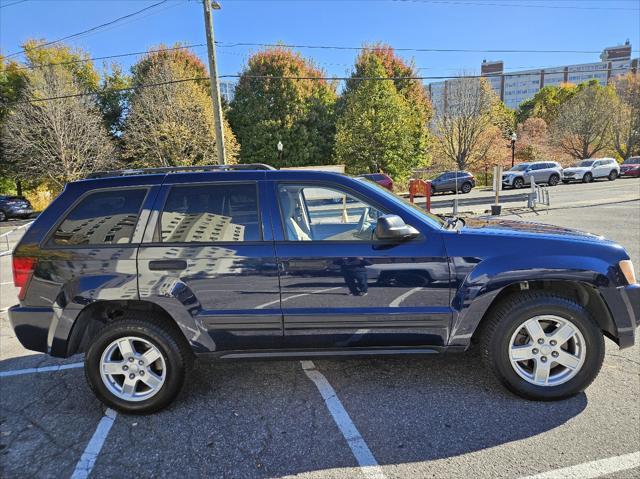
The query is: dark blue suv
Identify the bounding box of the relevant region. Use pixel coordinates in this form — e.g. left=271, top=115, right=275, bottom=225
left=8, top=165, right=640, bottom=413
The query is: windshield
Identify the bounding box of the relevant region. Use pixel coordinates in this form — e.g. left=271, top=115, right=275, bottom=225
left=354, top=177, right=445, bottom=227
left=623, top=157, right=639, bottom=164
left=576, top=160, right=595, bottom=167
left=510, top=164, right=529, bottom=171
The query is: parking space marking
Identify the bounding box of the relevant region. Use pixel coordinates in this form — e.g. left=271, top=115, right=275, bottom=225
left=389, top=287, right=422, bottom=307
left=0, top=362, right=84, bottom=377
left=301, top=360, right=386, bottom=479
left=70, top=408, right=118, bottom=479
left=520, top=451, right=640, bottom=479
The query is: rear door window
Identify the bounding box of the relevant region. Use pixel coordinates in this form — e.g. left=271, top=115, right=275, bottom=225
left=51, top=189, right=147, bottom=246
left=160, top=183, right=261, bottom=243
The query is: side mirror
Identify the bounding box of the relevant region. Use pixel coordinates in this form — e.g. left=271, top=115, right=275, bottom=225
left=375, top=215, right=420, bottom=242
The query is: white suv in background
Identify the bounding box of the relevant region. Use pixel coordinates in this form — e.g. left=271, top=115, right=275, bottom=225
left=562, top=158, right=620, bottom=183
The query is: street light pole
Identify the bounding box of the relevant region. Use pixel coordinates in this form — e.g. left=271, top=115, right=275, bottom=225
left=202, top=0, right=226, bottom=165
left=510, top=132, right=517, bottom=168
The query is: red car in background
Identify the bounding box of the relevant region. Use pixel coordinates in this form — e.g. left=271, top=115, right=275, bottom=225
left=620, top=156, right=640, bottom=177
left=358, top=173, right=394, bottom=191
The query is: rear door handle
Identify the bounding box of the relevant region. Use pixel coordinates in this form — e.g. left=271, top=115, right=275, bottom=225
left=148, top=260, right=187, bottom=271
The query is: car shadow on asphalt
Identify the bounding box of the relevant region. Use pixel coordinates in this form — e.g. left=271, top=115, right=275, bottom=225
left=0, top=351, right=588, bottom=478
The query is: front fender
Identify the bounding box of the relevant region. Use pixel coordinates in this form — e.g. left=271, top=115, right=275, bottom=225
left=447, top=254, right=618, bottom=348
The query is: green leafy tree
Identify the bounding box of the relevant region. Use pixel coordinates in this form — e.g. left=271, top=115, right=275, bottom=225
left=349, top=45, right=433, bottom=169
left=97, top=62, right=131, bottom=136
left=550, top=82, right=616, bottom=160
left=228, top=47, right=337, bottom=167
left=122, top=45, right=238, bottom=167
left=516, top=83, right=578, bottom=125
left=333, top=52, right=418, bottom=180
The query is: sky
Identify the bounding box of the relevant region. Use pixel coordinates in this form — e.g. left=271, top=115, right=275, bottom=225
left=1, top=0, right=639, bottom=86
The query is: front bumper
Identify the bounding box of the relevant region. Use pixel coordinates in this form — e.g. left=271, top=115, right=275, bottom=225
left=562, top=172, right=584, bottom=181
left=600, top=284, right=640, bottom=349
left=7, top=208, right=34, bottom=218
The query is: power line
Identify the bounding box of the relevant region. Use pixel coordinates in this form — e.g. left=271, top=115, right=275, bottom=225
left=0, top=0, right=28, bottom=8
left=215, top=41, right=639, bottom=55
left=8, top=66, right=633, bottom=106
left=5, top=0, right=172, bottom=58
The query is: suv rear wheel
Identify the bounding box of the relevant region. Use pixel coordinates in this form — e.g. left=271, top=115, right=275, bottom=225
left=85, top=315, right=192, bottom=413
left=461, top=182, right=472, bottom=194
left=548, top=174, right=560, bottom=186
left=479, top=291, right=604, bottom=401
left=608, top=170, right=618, bottom=181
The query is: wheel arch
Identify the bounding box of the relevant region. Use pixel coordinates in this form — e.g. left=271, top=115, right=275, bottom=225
left=468, top=280, right=617, bottom=345
left=67, top=300, right=193, bottom=357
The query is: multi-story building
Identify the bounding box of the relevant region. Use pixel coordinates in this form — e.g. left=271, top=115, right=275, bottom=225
left=429, top=41, right=638, bottom=111
left=219, top=80, right=237, bottom=103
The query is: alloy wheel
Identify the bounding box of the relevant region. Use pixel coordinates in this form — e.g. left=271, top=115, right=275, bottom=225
left=99, top=336, right=167, bottom=402
left=508, top=315, right=586, bottom=387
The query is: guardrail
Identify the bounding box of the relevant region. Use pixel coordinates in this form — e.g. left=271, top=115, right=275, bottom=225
left=0, top=221, right=34, bottom=257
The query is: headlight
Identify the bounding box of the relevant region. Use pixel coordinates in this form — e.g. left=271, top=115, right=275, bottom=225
left=619, top=260, right=638, bottom=285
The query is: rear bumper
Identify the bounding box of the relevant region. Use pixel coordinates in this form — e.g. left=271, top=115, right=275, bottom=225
left=620, top=170, right=640, bottom=177
left=8, top=305, right=53, bottom=354
left=8, top=305, right=71, bottom=357
left=600, top=284, right=640, bottom=349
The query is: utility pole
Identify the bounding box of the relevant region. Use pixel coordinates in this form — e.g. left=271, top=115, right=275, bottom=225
left=202, top=0, right=226, bottom=165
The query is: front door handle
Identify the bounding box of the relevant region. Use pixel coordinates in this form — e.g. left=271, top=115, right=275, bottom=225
left=148, top=260, right=187, bottom=271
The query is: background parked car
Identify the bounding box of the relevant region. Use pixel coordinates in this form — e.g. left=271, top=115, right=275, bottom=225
left=620, top=156, right=640, bottom=178
left=0, top=195, right=34, bottom=222
left=358, top=173, right=393, bottom=191
left=562, top=158, right=620, bottom=183
left=429, top=171, right=475, bottom=194
left=501, top=161, right=562, bottom=189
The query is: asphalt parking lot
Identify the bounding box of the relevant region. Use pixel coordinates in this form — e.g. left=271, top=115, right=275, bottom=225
left=1, top=195, right=639, bottom=478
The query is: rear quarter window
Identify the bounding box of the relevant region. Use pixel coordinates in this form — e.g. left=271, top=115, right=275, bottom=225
left=50, top=188, right=147, bottom=246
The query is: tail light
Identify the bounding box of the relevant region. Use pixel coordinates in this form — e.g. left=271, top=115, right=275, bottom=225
left=13, top=256, right=37, bottom=300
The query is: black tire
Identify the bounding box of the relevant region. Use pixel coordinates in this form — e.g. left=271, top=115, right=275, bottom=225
left=582, top=172, right=593, bottom=183
left=461, top=182, right=472, bottom=194
left=513, top=177, right=525, bottom=189
left=548, top=174, right=560, bottom=186
left=608, top=170, right=618, bottom=181
left=0, top=210, right=6, bottom=222
left=479, top=291, right=604, bottom=401
left=85, top=314, right=193, bottom=414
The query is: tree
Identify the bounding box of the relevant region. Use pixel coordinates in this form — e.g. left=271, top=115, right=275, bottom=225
left=333, top=52, right=419, bottom=180
left=228, top=47, right=337, bottom=168
left=346, top=44, right=433, bottom=168
left=434, top=77, right=505, bottom=171
left=97, top=62, right=131, bottom=137
left=514, top=117, right=566, bottom=163
left=610, top=73, right=640, bottom=160
left=122, top=46, right=239, bottom=167
left=516, top=83, right=577, bottom=125
left=550, top=82, right=616, bottom=160
left=2, top=66, right=115, bottom=190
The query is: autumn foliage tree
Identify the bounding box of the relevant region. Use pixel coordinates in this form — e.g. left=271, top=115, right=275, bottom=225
left=122, top=46, right=239, bottom=167
left=550, top=82, right=616, bottom=160
left=229, top=47, right=337, bottom=167
left=610, top=73, right=640, bottom=160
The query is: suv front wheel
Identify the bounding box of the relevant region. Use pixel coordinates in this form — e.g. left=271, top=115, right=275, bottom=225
left=85, top=315, right=192, bottom=413
left=479, top=292, right=604, bottom=401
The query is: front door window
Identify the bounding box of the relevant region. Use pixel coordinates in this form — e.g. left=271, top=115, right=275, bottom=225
left=278, top=184, right=385, bottom=241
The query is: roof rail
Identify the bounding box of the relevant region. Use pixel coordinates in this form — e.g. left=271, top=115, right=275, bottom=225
left=86, top=163, right=276, bottom=179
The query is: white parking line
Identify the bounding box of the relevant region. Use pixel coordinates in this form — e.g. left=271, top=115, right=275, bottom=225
left=520, top=451, right=640, bottom=479
left=389, top=287, right=422, bottom=307
left=70, top=408, right=118, bottom=479
left=301, top=360, right=386, bottom=479
left=0, top=362, right=84, bottom=377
